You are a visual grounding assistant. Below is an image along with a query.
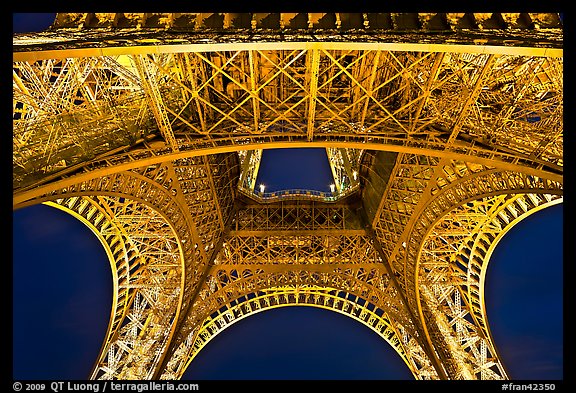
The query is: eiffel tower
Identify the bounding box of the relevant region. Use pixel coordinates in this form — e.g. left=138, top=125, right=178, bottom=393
left=12, top=13, right=563, bottom=380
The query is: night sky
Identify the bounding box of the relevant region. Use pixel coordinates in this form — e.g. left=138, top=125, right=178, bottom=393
left=12, top=14, right=564, bottom=381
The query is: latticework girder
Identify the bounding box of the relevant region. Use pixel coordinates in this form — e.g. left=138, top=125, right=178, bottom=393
left=13, top=25, right=563, bottom=194
left=12, top=13, right=562, bottom=380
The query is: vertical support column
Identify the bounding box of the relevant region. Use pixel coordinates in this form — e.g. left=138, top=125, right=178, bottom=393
left=364, top=221, right=449, bottom=380
left=306, top=49, right=320, bottom=141
left=446, top=54, right=496, bottom=145
left=151, top=207, right=237, bottom=379
left=177, top=53, right=208, bottom=134
left=132, top=55, right=180, bottom=151
left=248, top=50, right=261, bottom=133
left=239, top=149, right=263, bottom=192
left=409, top=52, right=445, bottom=133
left=360, top=51, right=381, bottom=127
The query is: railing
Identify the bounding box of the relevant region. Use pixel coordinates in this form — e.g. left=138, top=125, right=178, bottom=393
left=238, top=184, right=359, bottom=203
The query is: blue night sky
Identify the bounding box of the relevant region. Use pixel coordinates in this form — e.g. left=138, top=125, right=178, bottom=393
left=12, top=14, right=564, bottom=381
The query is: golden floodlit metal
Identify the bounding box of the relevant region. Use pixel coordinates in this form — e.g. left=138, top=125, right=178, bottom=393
left=13, top=13, right=563, bottom=380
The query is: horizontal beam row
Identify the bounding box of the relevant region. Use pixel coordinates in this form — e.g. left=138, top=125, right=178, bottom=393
left=51, top=13, right=562, bottom=31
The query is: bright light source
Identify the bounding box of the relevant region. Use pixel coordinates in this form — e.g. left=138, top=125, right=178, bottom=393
left=329, top=184, right=335, bottom=193
left=259, top=184, right=265, bottom=193
left=352, top=171, right=358, bottom=181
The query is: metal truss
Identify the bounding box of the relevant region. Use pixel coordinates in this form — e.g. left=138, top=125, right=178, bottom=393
left=46, top=194, right=183, bottom=379
left=417, top=193, right=562, bottom=379
left=12, top=13, right=563, bottom=380
left=13, top=26, right=563, bottom=194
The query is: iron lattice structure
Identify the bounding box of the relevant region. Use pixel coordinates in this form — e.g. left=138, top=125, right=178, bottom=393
left=13, top=13, right=563, bottom=380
